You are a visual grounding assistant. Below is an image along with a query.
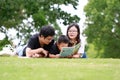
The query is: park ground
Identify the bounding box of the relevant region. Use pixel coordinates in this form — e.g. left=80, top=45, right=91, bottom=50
left=0, top=56, right=120, bottom=80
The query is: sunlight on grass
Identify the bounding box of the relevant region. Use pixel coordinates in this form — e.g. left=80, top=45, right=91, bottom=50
left=0, top=57, right=120, bottom=80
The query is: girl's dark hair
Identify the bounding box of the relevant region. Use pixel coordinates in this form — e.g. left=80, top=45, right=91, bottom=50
left=39, top=25, right=55, bottom=37
left=66, top=23, right=81, bottom=46
left=57, top=35, right=69, bottom=44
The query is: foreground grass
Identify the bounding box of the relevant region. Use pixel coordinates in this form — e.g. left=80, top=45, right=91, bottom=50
left=0, top=57, right=120, bottom=80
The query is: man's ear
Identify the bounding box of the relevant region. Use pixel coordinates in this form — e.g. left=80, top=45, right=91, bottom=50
left=56, top=42, right=60, bottom=46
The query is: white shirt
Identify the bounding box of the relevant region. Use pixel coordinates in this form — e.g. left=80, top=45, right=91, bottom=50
left=78, top=38, right=86, bottom=55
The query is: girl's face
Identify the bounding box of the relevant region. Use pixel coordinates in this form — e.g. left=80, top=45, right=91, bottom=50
left=68, top=26, right=78, bottom=40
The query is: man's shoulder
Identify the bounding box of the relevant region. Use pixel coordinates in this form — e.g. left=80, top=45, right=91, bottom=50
left=31, top=33, right=39, bottom=39
left=28, top=33, right=39, bottom=43
left=30, top=33, right=39, bottom=39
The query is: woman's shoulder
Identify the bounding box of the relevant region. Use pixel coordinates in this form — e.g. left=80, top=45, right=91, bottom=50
left=80, top=37, right=87, bottom=46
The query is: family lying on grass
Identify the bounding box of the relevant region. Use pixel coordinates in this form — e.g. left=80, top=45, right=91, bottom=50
left=15, top=23, right=87, bottom=58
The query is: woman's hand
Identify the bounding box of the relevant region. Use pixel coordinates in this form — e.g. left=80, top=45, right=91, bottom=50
left=72, top=54, right=80, bottom=58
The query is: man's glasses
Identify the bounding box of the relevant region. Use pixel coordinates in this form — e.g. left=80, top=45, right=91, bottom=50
left=44, top=37, right=53, bottom=42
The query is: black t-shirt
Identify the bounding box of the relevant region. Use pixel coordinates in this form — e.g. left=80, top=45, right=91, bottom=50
left=49, top=43, right=60, bottom=55
left=23, top=33, right=54, bottom=56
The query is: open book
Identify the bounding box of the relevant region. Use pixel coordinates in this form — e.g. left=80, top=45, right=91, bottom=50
left=59, top=43, right=81, bottom=57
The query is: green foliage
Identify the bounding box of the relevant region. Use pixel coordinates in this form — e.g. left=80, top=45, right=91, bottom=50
left=86, top=43, right=104, bottom=58
left=0, top=36, right=10, bottom=50
left=53, top=22, right=62, bottom=41
left=84, top=0, right=120, bottom=58
left=0, top=0, right=80, bottom=47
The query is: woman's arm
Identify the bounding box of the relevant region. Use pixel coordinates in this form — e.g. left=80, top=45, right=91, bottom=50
left=72, top=53, right=80, bottom=58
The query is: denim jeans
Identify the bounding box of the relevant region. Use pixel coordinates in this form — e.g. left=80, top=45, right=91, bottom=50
left=81, top=52, right=87, bottom=58
left=16, top=45, right=26, bottom=56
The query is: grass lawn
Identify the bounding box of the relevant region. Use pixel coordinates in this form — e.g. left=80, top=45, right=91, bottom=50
left=0, top=56, right=120, bottom=80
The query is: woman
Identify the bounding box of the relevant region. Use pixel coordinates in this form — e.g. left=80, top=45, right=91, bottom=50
left=66, top=23, right=87, bottom=58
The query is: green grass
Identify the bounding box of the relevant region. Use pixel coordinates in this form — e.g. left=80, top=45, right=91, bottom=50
left=0, top=57, right=120, bottom=80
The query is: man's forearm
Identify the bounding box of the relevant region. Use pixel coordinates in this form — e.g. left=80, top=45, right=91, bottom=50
left=26, top=48, right=43, bottom=57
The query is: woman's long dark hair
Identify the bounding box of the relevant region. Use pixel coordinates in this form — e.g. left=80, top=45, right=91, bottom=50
left=66, top=23, right=81, bottom=46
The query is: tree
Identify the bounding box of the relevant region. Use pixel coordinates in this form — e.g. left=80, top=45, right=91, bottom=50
left=0, top=0, right=80, bottom=48
left=84, top=0, right=120, bottom=58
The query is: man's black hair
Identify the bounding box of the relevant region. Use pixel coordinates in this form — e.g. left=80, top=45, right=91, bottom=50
left=57, top=35, right=69, bottom=44
left=39, top=25, right=55, bottom=37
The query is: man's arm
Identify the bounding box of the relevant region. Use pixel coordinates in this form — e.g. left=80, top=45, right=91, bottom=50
left=26, top=48, right=48, bottom=57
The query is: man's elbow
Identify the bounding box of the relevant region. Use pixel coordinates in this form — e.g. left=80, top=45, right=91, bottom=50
left=26, top=48, right=32, bottom=57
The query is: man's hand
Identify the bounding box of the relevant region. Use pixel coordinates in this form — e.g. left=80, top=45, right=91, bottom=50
left=26, top=48, right=48, bottom=58
left=36, top=48, right=48, bottom=57
left=32, top=53, right=43, bottom=58
left=41, top=49, right=48, bottom=57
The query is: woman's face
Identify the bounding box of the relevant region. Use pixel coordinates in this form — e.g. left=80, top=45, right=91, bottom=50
left=68, top=26, right=78, bottom=40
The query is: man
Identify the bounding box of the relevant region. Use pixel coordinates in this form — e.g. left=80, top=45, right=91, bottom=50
left=18, top=25, right=55, bottom=58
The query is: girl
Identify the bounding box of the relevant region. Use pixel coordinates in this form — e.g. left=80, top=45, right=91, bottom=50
left=66, top=23, right=87, bottom=58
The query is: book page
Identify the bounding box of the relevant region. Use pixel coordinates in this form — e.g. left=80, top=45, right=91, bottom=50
left=60, top=47, right=74, bottom=57
left=73, top=43, right=81, bottom=55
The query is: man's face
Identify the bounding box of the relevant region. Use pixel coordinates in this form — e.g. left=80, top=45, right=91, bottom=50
left=57, top=42, right=68, bottom=51
left=41, top=36, right=54, bottom=45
